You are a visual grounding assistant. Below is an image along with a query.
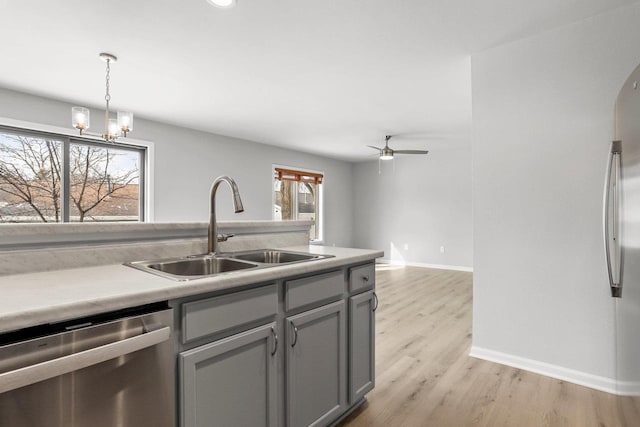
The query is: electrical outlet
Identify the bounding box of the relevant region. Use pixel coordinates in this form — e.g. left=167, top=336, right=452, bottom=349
left=440, top=246, right=445, bottom=253
left=403, top=243, right=409, bottom=250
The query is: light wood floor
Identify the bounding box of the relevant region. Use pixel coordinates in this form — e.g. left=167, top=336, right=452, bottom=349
left=338, top=265, right=640, bottom=427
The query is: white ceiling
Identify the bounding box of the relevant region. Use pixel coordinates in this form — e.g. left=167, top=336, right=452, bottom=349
left=0, top=0, right=635, bottom=161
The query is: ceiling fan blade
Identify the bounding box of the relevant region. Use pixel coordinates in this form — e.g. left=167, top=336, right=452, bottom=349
left=391, top=133, right=456, bottom=140
left=367, top=145, right=382, bottom=150
left=393, top=150, right=429, bottom=154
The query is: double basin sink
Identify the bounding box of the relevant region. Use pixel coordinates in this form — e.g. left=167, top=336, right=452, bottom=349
left=126, top=249, right=334, bottom=281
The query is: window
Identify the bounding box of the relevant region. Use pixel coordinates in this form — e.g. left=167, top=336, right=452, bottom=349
left=0, top=127, right=145, bottom=223
left=273, top=166, right=323, bottom=242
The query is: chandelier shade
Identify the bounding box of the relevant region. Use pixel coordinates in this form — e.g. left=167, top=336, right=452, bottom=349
left=71, top=106, right=90, bottom=131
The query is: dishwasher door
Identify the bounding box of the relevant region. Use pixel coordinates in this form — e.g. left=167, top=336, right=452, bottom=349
left=0, top=306, right=175, bottom=427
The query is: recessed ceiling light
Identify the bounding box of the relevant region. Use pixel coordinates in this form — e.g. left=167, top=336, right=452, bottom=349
left=207, top=0, right=236, bottom=8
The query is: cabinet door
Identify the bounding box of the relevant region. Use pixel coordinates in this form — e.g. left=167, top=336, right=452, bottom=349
left=180, top=322, right=278, bottom=427
left=286, top=300, right=346, bottom=427
left=349, top=290, right=376, bottom=403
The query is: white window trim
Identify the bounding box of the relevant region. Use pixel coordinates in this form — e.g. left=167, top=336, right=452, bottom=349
left=0, top=116, right=155, bottom=222
left=272, top=163, right=324, bottom=244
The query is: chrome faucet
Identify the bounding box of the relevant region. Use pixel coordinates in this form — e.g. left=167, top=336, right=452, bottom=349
left=208, top=176, right=244, bottom=254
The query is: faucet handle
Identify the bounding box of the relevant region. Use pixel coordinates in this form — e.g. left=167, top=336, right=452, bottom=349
left=217, top=233, right=235, bottom=242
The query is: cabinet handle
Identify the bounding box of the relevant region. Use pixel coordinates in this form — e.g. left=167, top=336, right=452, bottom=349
left=373, top=292, right=379, bottom=312
left=291, top=323, right=298, bottom=347
left=270, top=327, right=278, bottom=356
left=362, top=275, right=369, bottom=282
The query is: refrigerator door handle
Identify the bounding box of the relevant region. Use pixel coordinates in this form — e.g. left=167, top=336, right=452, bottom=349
left=603, top=140, right=622, bottom=298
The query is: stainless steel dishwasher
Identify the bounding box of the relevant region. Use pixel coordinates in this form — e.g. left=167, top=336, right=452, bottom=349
left=0, top=303, right=175, bottom=427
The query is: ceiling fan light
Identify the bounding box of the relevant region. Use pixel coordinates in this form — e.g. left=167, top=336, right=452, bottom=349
left=380, top=147, right=394, bottom=160
left=207, top=0, right=237, bottom=8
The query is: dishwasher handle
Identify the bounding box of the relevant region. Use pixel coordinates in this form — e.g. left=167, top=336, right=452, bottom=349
left=0, top=325, right=170, bottom=394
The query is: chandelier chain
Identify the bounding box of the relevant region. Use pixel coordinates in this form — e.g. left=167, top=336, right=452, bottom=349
left=105, top=59, right=111, bottom=104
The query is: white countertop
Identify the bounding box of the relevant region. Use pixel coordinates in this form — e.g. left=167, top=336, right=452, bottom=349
left=0, top=245, right=383, bottom=334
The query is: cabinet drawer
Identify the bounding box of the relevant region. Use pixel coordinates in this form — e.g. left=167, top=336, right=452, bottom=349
left=182, top=284, right=277, bottom=344
left=349, top=263, right=375, bottom=293
left=285, top=270, right=344, bottom=312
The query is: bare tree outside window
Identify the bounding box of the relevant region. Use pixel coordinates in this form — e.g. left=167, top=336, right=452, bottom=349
left=0, top=131, right=143, bottom=223
left=68, top=144, right=140, bottom=222
left=297, top=182, right=317, bottom=239
left=277, top=180, right=294, bottom=220
left=0, top=134, right=62, bottom=222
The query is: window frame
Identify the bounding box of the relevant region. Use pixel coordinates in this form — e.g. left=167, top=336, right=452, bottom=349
left=0, top=117, right=154, bottom=223
left=272, top=164, right=324, bottom=243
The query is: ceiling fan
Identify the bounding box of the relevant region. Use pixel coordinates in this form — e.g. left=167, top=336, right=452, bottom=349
left=367, top=135, right=429, bottom=160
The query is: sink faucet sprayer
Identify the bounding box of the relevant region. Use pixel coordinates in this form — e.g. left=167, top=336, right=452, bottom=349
left=208, top=176, right=244, bottom=254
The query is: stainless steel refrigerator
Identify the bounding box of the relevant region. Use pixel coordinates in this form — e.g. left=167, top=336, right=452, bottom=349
left=604, top=62, right=640, bottom=394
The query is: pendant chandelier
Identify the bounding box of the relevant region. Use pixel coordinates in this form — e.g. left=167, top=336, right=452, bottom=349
left=71, top=53, right=133, bottom=143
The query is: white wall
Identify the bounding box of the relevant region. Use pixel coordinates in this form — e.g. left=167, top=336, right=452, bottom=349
left=472, top=2, right=640, bottom=389
left=352, top=136, right=473, bottom=270
left=0, top=87, right=355, bottom=247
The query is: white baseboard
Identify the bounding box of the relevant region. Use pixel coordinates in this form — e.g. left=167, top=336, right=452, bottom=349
left=377, top=258, right=473, bottom=272
left=470, top=346, right=640, bottom=396
left=615, top=379, right=640, bottom=396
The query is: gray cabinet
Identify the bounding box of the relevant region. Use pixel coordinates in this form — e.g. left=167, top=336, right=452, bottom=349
left=286, top=300, right=347, bottom=427
left=175, top=261, right=377, bottom=427
left=179, top=322, right=278, bottom=427
left=285, top=270, right=344, bottom=311
left=181, top=284, right=277, bottom=344
left=348, top=263, right=375, bottom=293
left=349, top=290, right=376, bottom=403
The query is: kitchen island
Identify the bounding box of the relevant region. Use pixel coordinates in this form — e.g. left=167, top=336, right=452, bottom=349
left=0, top=221, right=382, bottom=427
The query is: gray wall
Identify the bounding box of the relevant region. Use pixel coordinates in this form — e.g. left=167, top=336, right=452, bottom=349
left=0, top=87, right=354, bottom=247
left=472, top=2, right=640, bottom=383
left=352, top=137, right=473, bottom=269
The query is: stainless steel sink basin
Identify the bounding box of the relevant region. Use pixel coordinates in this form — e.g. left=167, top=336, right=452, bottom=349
left=125, top=249, right=333, bottom=281
left=126, top=255, right=259, bottom=281
left=226, top=249, right=331, bottom=264
left=148, top=257, right=256, bottom=276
